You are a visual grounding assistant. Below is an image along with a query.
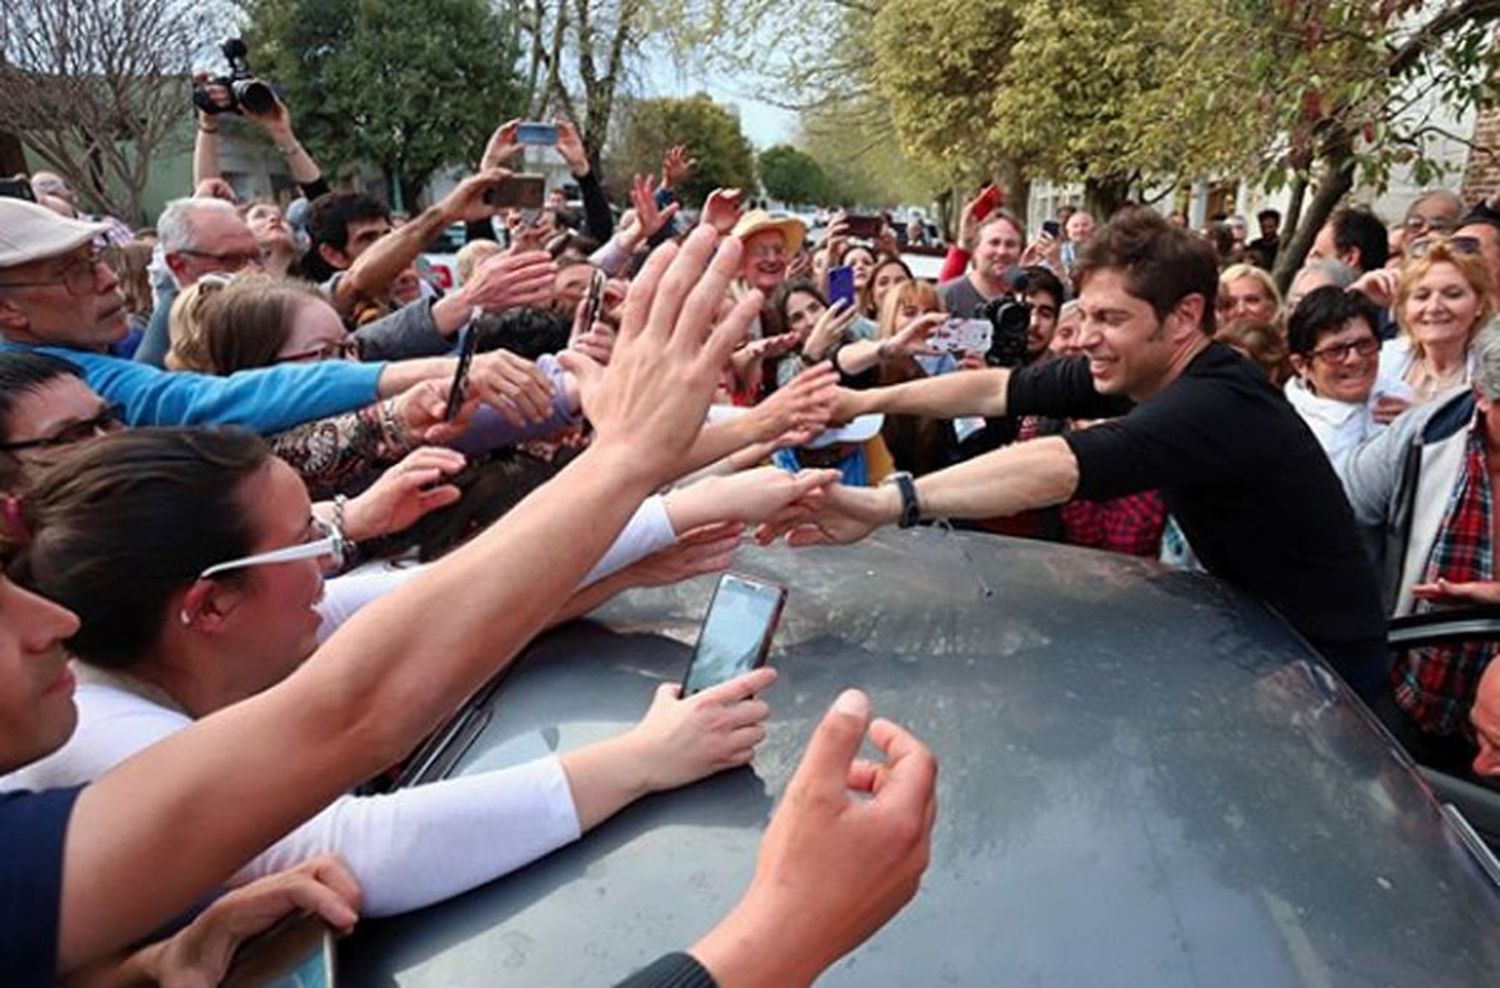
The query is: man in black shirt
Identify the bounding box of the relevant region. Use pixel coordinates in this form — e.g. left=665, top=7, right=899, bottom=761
left=775, top=208, right=1390, bottom=700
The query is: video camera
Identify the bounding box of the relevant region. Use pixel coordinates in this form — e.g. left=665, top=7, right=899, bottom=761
left=973, top=267, right=1033, bottom=368
left=192, top=38, right=278, bottom=116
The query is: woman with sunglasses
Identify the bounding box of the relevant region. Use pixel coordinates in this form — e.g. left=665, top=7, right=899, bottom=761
left=1, top=427, right=835, bottom=922
left=1370, top=236, right=1494, bottom=422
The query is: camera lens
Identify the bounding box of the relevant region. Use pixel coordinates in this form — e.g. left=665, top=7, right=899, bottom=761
left=235, top=80, right=276, bottom=115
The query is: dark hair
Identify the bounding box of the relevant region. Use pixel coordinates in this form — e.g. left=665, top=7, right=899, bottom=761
left=766, top=278, right=828, bottom=337
left=547, top=231, right=600, bottom=260
left=306, top=192, right=390, bottom=252
left=471, top=307, right=571, bottom=360
left=1075, top=208, right=1219, bottom=334
left=0, top=352, right=84, bottom=440
left=13, top=428, right=270, bottom=669
left=1328, top=207, right=1389, bottom=271
left=1021, top=265, right=1065, bottom=307
left=1256, top=209, right=1282, bottom=225
left=1286, top=286, right=1382, bottom=356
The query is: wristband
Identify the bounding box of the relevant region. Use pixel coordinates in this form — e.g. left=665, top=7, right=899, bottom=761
left=331, top=494, right=352, bottom=543
left=883, top=470, right=921, bottom=528
left=380, top=397, right=417, bottom=453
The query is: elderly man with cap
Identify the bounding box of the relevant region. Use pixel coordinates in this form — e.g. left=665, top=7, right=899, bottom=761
left=0, top=198, right=439, bottom=433
left=732, top=209, right=806, bottom=296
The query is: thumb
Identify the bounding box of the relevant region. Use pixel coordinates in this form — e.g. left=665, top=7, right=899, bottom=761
left=787, top=688, right=871, bottom=802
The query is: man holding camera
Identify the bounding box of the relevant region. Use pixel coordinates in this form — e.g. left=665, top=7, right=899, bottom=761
left=768, top=208, right=1390, bottom=703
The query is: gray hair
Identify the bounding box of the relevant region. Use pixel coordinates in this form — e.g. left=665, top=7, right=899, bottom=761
left=157, top=197, right=241, bottom=254
left=1297, top=258, right=1358, bottom=290
left=1473, top=318, right=1500, bottom=399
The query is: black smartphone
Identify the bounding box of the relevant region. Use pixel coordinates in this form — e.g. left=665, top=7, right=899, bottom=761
left=681, top=573, right=788, bottom=696
left=0, top=177, right=36, bottom=202
left=844, top=214, right=884, bottom=240
left=445, top=314, right=482, bottom=423
left=1042, top=220, right=1061, bottom=238
left=483, top=174, right=546, bottom=209
left=222, top=911, right=336, bottom=988
left=579, top=267, right=607, bottom=331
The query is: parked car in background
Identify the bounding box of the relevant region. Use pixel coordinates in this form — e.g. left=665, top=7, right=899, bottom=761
left=342, top=530, right=1500, bottom=986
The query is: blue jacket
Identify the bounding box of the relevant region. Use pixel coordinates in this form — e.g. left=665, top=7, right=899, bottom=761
left=2, top=342, right=384, bottom=434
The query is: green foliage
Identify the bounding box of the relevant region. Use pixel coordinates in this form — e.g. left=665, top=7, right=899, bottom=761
left=243, top=0, right=523, bottom=202
left=758, top=144, right=828, bottom=206
left=610, top=93, right=756, bottom=205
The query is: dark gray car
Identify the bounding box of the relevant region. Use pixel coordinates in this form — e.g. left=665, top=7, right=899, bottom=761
left=343, top=530, right=1500, bottom=986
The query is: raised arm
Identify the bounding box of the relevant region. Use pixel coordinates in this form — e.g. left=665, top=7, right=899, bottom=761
left=54, top=226, right=759, bottom=974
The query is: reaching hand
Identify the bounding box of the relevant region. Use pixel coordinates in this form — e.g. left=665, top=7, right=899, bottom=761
left=1411, top=578, right=1500, bottom=607
left=467, top=350, right=557, bottom=425
left=391, top=379, right=477, bottom=446
left=557, top=225, right=760, bottom=482
left=803, top=300, right=858, bottom=361
left=555, top=119, right=591, bottom=175
left=481, top=119, right=525, bottom=171
left=662, top=144, right=697, bottom=190
left=881, top=312, right=946, bottom=360
left=619, top=521, right=744, bottom=589
left=756, top=481, right=898, bottom=547
left=689, top=689, right=936, bottom=986
left=627, top=173, right=680, bottom=244
left=241, top=92, right=295, bottom=140
left=747, top=364, right=837, bottom=443
left=1350, top=268, right=1400, bottom=309
left=342, top=447, right=466, bottom=541
left=439, top=168, right=512, bottom=224
left=667, top=466, right=840, bottom=534
left=131, top=856, right=361, bottom=986
left=459, top=249, right=557, bottom=313
left=702, top=188, right=744, bottom=235
left=625, top=666, right=777, bottom=792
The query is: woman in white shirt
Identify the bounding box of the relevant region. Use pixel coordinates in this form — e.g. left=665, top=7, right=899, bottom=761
left=4, top=428, right=829, bottom=917
left=1284, top=285, right=1383, bottom=469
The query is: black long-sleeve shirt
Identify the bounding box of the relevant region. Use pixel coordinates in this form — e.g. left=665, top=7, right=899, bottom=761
left=613, top=952, right=717, bottom=988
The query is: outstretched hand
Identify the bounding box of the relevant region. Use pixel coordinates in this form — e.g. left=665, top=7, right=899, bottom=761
left=1412, top=578, right=1500, bottom=608
left=755, top=481, right=898, bottom=548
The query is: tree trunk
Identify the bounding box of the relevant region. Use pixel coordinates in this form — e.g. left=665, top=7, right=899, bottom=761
left=1084, top=175, right=1132, bottom=220
left=1272, top=142, right=1355, bottom=294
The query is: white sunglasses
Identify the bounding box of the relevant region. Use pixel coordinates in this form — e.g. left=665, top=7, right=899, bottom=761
left=197, top=521, right=347, bottom=580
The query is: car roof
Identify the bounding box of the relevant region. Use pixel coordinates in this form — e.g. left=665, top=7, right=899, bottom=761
left=342, top=530, right=1500, bottom=986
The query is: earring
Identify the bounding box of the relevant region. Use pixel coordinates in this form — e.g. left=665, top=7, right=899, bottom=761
left=180, top=610, right=191, bottom=626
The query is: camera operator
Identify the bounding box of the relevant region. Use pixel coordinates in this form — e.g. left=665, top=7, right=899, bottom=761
left=772, top=208, right=1390, bottom=704
left=937, top=211, right=1024, bottom=318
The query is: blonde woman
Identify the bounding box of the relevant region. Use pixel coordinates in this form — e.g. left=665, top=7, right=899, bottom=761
left=1217, top=262, right=1283, bottom=328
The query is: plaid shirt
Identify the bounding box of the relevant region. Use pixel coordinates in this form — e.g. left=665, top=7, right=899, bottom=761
left=1397, top=422, right=1498, bottom=736
left=1060, top=491, right=1167, bottom=558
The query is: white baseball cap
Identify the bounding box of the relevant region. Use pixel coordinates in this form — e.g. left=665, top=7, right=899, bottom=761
left=0, top=198, right=107, bottom=269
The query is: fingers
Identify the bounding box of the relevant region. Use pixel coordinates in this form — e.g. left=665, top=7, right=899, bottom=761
left=695, top=665, right=778, bottom=705
left=301, top=854, right=363, bottom=922
left=618, top=241, right=679, bottom=342
left=788, top=688, right=871, bottom=803
left=788, top=467, right=841, bottom=499
left=703, top=287, right=761, bottom=375
left=677, top=520, right=747, bottom=546
left=846, top=757, right=888, bottom=794
left=866, top=716, right=938, bottom=818
left=785, top=524, right=836, bottom=548
left=654, top=224, right=726, bottom=351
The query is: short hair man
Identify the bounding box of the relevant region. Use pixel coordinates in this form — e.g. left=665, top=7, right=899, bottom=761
left=1060, top=211, right=1096, bottom=273
left=304, top=192, right=393, bottom=281
left=1286, top=258, right=1358, bottom=312
left=731, top=211, right=806, bottom=295
left=1021, top=265, right=1065, bottom=358
left=1453, top=214, right=1500, bottom=308
left=1310, top=206, right=1389, bottom=273
left=938, top=212, right=1025, bottom=317
left=1247, top=208, right=1282, bottom=270
left=1403, top=189, right=1465, bottom=240
left=797, top=208, right=1390, bottom=701
left=132, top=198, right=265, bottom=367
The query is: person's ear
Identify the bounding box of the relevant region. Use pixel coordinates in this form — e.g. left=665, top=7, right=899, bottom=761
left=177, top=579, right=246, bottom=634
left=1289, top=353, right=1311, bottom=380
left=1171, top=293, right=1207, bottom=341
left=164, top=251, right=191, bottom=283
left=0, top=297, right=29, bottom=335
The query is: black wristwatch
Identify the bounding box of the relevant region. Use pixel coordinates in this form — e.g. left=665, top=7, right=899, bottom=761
left=883, top=470, right=921, bottom=528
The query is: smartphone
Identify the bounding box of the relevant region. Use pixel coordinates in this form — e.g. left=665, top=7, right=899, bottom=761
left=844, top=214, right=883, bottom=240
left=579, top=268, right=607, bottom=332
left=0, top=177, right=36, bottom=202
left=483, top=174, right=546, bottom=209
left=516, top=121, right=560, bottom=146
left=931, top=318, right=993, bottom=354
left=973, top=185, right=1002, bottom=222
left=222, top=912, right=336, bottom=988
left=445, top=310, right=483, bottom=423
left=827, top=266, right=856, bottom=309
left=681, top=574, right=787, bottom=696
left=1042, top=220, right=1061, bottom=239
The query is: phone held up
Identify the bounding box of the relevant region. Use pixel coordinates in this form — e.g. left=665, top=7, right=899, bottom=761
left=827, top=266, right=857, bottom=310
left=515, top=121, right=560, bottom=146
left=483, top=174, right=546, bottom=210
left=444, top=309, right=483, bottom=423
left=681, top=574, right=788, bottom=696
left=931, top=318, right=993, bottom=355
left=1042, top=219, right=1061, bottom=239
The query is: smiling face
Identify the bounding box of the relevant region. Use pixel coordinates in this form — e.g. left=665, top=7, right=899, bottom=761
left=784, top=290, right=826, bottom=341
left=972, top=217, right=1023, bottom=284
left=742, top=230, right=789, bottom=293
left=1289, top=317, right=1379, bottom=404
left=0, top=571, right=83, bottom=773
left=0, top=244, right=129, bottom=348
left=1402, top=260, right=1483, bottom=353
left=1077, top=268, right=1205, bottom=399
left=1218, top=275, right=1280, bottom=326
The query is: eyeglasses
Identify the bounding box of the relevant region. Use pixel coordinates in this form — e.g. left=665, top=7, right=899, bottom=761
left=1407, top=234, right=1482, bottom=259
left=0, top=245, right=109, bottom=298
left=0, top=404, right=123, bottom=453
left=1308, top=336, right=1380, bottom=364
left=197, top=518, right=346, bottom=580
left=178, top=247, right=265, bottom=271
left=1404, top=214, right=1458, bottom=235
left=275, top=338, right=360, bottom=363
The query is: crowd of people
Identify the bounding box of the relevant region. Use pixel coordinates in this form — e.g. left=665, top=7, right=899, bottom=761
left=3, top=77, right=1500, bottom=985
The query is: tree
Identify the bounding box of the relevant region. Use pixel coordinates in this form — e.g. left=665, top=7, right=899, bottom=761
left=610, top=93, right=755, bottom=205
left=0, top=0, right=210, bottom=223
left=758, top=144, right=829, bottom=206
left=245, top=0, right=523, bottom=208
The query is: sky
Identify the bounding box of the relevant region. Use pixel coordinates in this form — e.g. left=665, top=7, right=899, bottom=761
left=638, top=53, right=797, bottom=149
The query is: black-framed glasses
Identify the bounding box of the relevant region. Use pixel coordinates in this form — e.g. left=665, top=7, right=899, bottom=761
left=0, top=245, right=108, bottom=298
left=178, top=247, right=265, bottom=271
left=274, top=338, right=360, bottom=363
left=1407, top=234, right=1482, bottom=259
left=1309, top=336, right=1380, bottom=364
left=0, top=403, right=123, bottom=453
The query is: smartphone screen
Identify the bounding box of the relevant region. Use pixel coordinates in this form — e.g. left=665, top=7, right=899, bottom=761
left=445, top=312, right=482, bottom=423
left=827, top=266, right=856, bottom=309
left=682, top=574, right=787, bottom=696
left=516, top=121, right=560, bottom=146
left=1042, top=220, right=1061, bottom=238
left=222, top=913, right=336, bottom=988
